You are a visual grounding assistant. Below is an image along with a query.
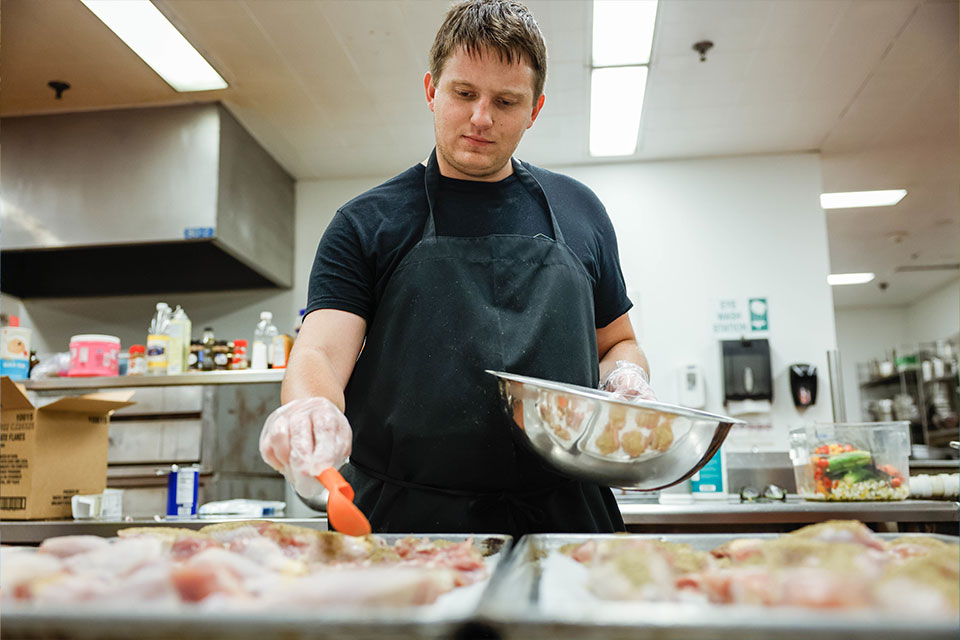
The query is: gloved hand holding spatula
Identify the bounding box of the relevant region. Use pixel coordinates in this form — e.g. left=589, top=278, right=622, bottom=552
left=259, top=397, right=371, bottom=536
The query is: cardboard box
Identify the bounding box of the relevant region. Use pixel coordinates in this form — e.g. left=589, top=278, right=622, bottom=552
left=0, top=377, right=135, bottom=519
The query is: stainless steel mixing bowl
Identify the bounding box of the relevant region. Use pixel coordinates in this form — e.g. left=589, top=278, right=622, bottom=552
left=488, top=370, right=745, bottom=490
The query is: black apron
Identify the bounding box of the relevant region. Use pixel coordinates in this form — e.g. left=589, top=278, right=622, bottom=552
left=340, top=150, right=623, bottom=537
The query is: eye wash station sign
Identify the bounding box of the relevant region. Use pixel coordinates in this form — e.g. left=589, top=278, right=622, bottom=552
left=712, top=297, right=769, bottom=338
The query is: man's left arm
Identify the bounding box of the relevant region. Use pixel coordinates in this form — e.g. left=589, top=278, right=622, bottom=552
left=596, top=312, right=654, bottom=400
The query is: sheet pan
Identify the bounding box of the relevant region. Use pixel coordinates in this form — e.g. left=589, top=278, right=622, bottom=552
left=477, top=532, right=960, bottom=640
left=2, top=533, right=512, bottom=640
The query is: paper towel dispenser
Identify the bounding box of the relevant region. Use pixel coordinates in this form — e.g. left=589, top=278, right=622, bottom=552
left=722, top=339, right=772, bottom=404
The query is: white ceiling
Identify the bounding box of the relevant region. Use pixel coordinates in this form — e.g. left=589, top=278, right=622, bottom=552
left=1, top=0, right=957, bottom=308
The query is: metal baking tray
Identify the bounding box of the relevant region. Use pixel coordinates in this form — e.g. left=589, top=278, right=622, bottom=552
left=476, top=532, right=960, bottom=640
left=2, top=533, right=512, bottom=640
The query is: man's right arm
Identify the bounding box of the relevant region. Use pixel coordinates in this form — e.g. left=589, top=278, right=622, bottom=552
left=281, top=309, right=367, bottom=410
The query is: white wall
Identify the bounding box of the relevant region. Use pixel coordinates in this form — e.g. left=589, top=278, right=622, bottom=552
left=553, top=153, right=838, bottom=450
left=292, top=177, right=389, bottom=319
left=905, top=277, right=960, bottom=345
left=834, top=307, right=907, bottom=421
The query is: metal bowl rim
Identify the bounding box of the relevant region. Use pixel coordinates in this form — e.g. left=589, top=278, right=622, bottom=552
left=486, top=370, right=747, bottom=425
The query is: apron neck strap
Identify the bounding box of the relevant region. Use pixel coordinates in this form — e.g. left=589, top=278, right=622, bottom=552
left=422, top=148, right=565, bottom=243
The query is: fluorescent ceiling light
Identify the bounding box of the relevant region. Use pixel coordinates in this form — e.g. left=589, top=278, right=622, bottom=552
left=589, top=66, right=648, bottom=157
left=827, top=273, right=876, bottom=286
left=820, top=190, right=907, bottom=209
left=592, top=1, right=659, bottom=66
left=81, top=0, right=227, bottom=92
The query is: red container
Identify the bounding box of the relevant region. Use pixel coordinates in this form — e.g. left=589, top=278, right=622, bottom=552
left=231, top=339, right=248, bottom=370
left=68, top=334, right=121, bottom=377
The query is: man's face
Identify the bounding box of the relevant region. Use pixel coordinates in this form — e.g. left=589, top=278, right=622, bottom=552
left=425, top=46, right=545, bottom=181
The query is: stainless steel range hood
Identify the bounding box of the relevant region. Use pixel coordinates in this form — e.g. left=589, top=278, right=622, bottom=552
left=1, top=103, right=294, bottom=298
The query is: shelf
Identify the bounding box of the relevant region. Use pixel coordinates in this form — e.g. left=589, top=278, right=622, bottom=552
left=859, top=368, right=918, bottom=389
left=922, top=375, right=958, bottom=385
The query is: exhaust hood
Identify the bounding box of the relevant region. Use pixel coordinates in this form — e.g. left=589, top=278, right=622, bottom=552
left=1, top=103, right=294, bottom=298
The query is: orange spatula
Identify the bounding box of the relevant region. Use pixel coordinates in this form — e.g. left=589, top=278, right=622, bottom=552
left=317, top=467, right=371, bottom=536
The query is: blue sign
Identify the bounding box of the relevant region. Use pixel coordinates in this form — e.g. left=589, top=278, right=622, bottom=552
left=690, top=450, right=724, bottom=494
left=184, top=227, right=215, bottom=239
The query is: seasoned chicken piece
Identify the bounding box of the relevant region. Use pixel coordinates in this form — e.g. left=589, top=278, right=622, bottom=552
left=593, top=405, right=629, bottom=455
left=595, top=422, right=622, bottom=455
left=694, top=565, right=873, bottom=608
left=635, top=409, right=660, bottom=431
left=64, top=537, right=165, bottom=580
left=392, top=537, right=487, bottom=586
left=172, top=563, right=246, bottom=603
left=649, top=419, right=674, bottom=453
left=873, top=547, right=960, bottom=615
left=171, top=547, right=271, bottom=602
left=566, top=539, right=597, bottom=564
left=886, top=536, right=954, bottom=559
left=566, top=538, right=712, bottom=601
left=621, top=430, right=649, bottom=457
left=588, top=547, right=676, bottom=601
left=0, top=548, right=66, bottom=600
left=227, top=536, right=306, bottom=575
left=39, top=535, right=110, bottom=559
left=710, top=538, right=767, bottom=563
left=257, top=566, right=457, bottom=608
left=787, top=520, right=885, bottom=550
left=117, top=527, right=207, bottom=540
left=35, top=561, right=180, bottom=607
left=116, top=527, right=210, bottom=554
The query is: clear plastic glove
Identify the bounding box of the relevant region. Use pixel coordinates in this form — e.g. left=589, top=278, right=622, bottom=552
left=259, top=397, right=353, bottom=499
left=600, top=360, right=657, bottom=402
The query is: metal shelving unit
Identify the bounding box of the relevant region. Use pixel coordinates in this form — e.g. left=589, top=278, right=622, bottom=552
left=857, top=338, right=958, bottom=457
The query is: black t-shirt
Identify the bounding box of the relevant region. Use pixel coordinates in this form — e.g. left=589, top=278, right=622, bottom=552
left=306, top=160, right=632, bottom=329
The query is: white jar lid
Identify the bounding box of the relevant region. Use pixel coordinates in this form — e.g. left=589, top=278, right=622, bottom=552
left=70, top=334, right=121, bottom=344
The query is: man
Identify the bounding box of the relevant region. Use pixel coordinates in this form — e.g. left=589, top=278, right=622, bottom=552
left=260, top=0, right=654, bottom=537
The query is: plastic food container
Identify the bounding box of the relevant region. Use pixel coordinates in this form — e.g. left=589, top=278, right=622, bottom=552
left=68, top=334, right=121, bottom=377
left=789, top=422, right=910, bottom=501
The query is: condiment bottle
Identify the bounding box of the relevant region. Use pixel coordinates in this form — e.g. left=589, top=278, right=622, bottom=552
left=128, top=345, right=148, bottom=376
left=200, top=327, right=216, bottom=372
left=231, top=339, right=248, bottom=370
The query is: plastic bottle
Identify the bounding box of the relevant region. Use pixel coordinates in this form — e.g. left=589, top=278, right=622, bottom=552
left=147, top=302, right=171, bottom=375
left=167, top=306, right=192, bottom=375
left=128, top=345, right=147, bottom=376
left=200, top=327, right=216, bottom=372
left=251, top=312, right=278, bottom=370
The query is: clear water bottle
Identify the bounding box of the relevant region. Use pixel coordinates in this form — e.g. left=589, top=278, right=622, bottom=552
left=167, top=306, right=191, bottom=375
left=252, top=311, right=278, bottom=370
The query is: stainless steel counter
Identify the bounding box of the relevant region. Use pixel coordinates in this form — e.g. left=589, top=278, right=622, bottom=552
left=617, top=496, right=959, bottom=525
left=22, top=369, right=285, bottom=390
left=2, top=497, right=956, bottom=544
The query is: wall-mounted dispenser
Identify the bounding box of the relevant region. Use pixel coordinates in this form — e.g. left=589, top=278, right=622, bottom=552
left=678, top=364, right=706, bottom=409
left=789, top=364, right=818, bottom=408
left=721, top=339, right=772, bottom=404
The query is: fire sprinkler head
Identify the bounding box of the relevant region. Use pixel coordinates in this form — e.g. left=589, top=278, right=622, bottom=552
left=48, top=81, right=71, bottom=99
left=692, top=40, right=714, bottom=62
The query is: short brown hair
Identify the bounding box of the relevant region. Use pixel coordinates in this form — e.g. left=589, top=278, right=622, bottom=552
left=429, top=0, right=547, bottom=101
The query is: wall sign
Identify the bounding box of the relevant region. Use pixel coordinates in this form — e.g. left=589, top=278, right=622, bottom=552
left=712, top=297, right=769, bottom=338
